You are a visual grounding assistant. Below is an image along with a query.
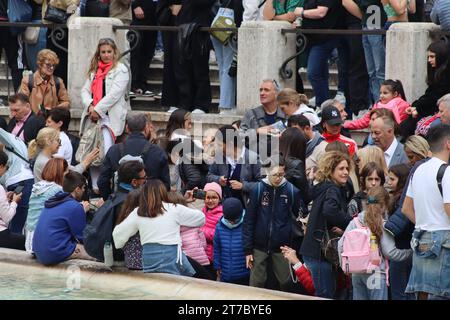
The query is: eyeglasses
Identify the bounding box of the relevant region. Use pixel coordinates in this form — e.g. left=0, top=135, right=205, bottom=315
left=135, top=175, right=148, bottom=181
left=44, top=63, right=55, bottom=70
left=270, top=173, right=285, bottom=178
left=272, top=79, right=281, bottom=91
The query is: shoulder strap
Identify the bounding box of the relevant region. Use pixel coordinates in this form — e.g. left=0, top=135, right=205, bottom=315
left=54, top=76, right=61, bottom=94
left=28, top=73, right=33, bottom=93
left=258, top=0, right=267, bottom=8
left=4, top=145, right=30, bottom=164
left=352, top=216, right=363, bottom=229
left=437, top=163, right=448, bottom=197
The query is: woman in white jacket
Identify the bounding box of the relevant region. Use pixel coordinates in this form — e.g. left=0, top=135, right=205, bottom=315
left=80, top=38, right=130, bottom=191
left=113, top=179, right=205, bottom=276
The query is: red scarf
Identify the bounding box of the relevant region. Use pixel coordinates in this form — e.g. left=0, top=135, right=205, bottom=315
left=91, top=60, right=113, bottom=106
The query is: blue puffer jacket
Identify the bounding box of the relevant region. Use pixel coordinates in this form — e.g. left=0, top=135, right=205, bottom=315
left=242, top=179, right=303, bottom=255
left=384, top=159, right=428, bottom=249
left=213, top=217, right=249, bottom=282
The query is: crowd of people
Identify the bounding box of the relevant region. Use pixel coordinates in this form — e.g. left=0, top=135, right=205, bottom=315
left=0, top=0, right=449, bottom=301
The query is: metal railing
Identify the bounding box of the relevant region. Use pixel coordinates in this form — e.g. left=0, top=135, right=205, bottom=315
left=1, top=21, right=449, bottom=101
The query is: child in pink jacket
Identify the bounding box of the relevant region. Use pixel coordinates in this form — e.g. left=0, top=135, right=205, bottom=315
left=201, top=182, right=223, bottom=264
left=344, top=80, right=410, bottom=130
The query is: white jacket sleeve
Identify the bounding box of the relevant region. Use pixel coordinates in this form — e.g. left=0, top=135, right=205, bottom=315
left=93, top=64, right=129, bottom=118
left=380, top=224, right=412, bottom=262
left=243, top=0, right=263, bottom=21
left=112, top=210, right=139, bottom=249
left=0, top=186, right=17, bottom=226
left=175, top=204, right=205, bottom=228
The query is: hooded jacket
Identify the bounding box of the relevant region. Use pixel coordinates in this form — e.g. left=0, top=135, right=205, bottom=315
left=300, top=180, right=352, bottom=260
left=201, top=204, right=223, bottom=262
left=214, top=215, right=250, bottom=282
left=26, top=181, right=63, bottom=232
left=33, top=192, right=86, bottom=265
left=242, top=178, right=302, bottom=255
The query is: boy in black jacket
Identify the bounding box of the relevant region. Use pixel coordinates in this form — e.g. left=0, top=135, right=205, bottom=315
left=243, top=158, right=304, bottom=291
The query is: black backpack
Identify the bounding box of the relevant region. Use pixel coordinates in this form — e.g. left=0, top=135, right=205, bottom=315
left=83, top=191, right=128, bottom=261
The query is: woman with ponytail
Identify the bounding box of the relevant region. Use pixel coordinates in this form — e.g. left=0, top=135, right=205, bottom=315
left=338, top=186, right=412, bottom=300
left=276, top=88, right=320, bottom=127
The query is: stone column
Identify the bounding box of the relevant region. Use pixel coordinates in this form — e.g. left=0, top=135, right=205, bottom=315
left=236, top=21, right=297, bottom=115
left=68, top=17, right=128, bottom=113
left=386, top=23, right=441, bottom=103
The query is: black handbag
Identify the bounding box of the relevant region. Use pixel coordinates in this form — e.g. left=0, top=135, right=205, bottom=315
left=85, top=0, right=110, bottom=17
left=44, top=5, right=68, bottom=24
left=320, top=223, right=341, bottom=267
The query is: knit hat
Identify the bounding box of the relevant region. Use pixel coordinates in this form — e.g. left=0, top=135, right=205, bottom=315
left=203, top=182, right=222, bottom=200
left=222, top=197, right=243, bottom=221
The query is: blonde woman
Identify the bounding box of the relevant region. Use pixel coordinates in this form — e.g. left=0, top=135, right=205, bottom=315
left=80, top=38, right=130, bottom=191
left=276, top=88, right=320, bottom=127
left=19, top=49, right=70, bottom=116
left=356, top=145, right=388, bottom=176
left=28, top=128, right=98, bottom=182
left=299, top=151, right=353, bottom=298
left=403, top=135, right=430, bottom=166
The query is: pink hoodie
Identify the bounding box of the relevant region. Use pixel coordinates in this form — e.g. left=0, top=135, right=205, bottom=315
left=180, top=226, right=209, bottom=266
left=201, top=205, right=223, bottom=262
left=344, top=97, right=410, bottom=130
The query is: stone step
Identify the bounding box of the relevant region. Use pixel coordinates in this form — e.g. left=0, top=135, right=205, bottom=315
left=147, top=61, right=220, bottom=82
left=130, top=96, right=220, bottom=113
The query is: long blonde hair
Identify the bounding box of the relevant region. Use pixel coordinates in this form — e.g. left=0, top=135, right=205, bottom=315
left=315, top=151, right=352, bottom=183
left=357, top=146, right=388, bottom=176
left=87, top=38, right=120, bottom=77
left=365, top=186, right=390, bottom=242
left=28, top=127, right=59, bottom=159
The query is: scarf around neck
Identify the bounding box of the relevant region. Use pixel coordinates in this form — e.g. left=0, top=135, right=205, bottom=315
left=91, top=60, right=113, bottom=106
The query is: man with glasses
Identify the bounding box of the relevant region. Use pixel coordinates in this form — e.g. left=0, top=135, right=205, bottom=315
left=84, top=161, right=146, bottom=263
left=243, top=157, right=305, bottom=292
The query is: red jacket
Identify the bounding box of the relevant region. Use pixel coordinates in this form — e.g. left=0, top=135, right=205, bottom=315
left=201, top=205, right=223, bottom=262
left=322, top=132, right=358, bottom=156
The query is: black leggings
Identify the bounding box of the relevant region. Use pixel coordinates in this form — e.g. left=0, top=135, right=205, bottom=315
left=0, top=229, right=25, bottom=250
left=187, top=256, right=215, bottom=280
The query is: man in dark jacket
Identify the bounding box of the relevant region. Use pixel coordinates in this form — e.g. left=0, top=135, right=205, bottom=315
left=243, top=158, right=302, bottom=291
left=7, top=93, right=45, bottom=145
left=97, top=112, right=170, bottom=200
left=130, top=0, right=158, bottom=96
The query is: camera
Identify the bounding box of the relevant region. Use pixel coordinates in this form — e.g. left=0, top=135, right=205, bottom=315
left=193, top=189, right=207, bottom=200
left=13, top=185, right=24, bottom=194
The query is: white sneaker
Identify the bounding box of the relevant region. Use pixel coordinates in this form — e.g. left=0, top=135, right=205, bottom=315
left=354, top=109, right=369, bottom=119
left=209, top=50, right=216, bottom=63
left=309, top=96, right=316, bottom=107
left=167, top=106, right=178, bottom=113
left=154, top=49, right=164, bottom=62
left=334, top=91, right=346, bottom=106
left=192, top=109, right=206, bottom=114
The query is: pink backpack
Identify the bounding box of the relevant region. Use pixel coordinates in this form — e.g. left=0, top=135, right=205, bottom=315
left=340, top=217, right=382, bottom=274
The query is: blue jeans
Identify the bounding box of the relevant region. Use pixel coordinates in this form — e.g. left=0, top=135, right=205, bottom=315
left=211, top=36, right=236, bottom=109
left=352, top=272, right=388, bottom=300
left=390, top=257, right=415, bottom=300
left=307, top=37, right=340, bottom=107
left=7, top=178, right=34, bottom=234
left=362, top=30, right=385, bottom=104
left=303, top=256, right=336, bottom=299
left=142, top=243, right=195, bottom=276
left=24, top=20, right=47, bottom=72
left=406, top=229, right=450, bottom=298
